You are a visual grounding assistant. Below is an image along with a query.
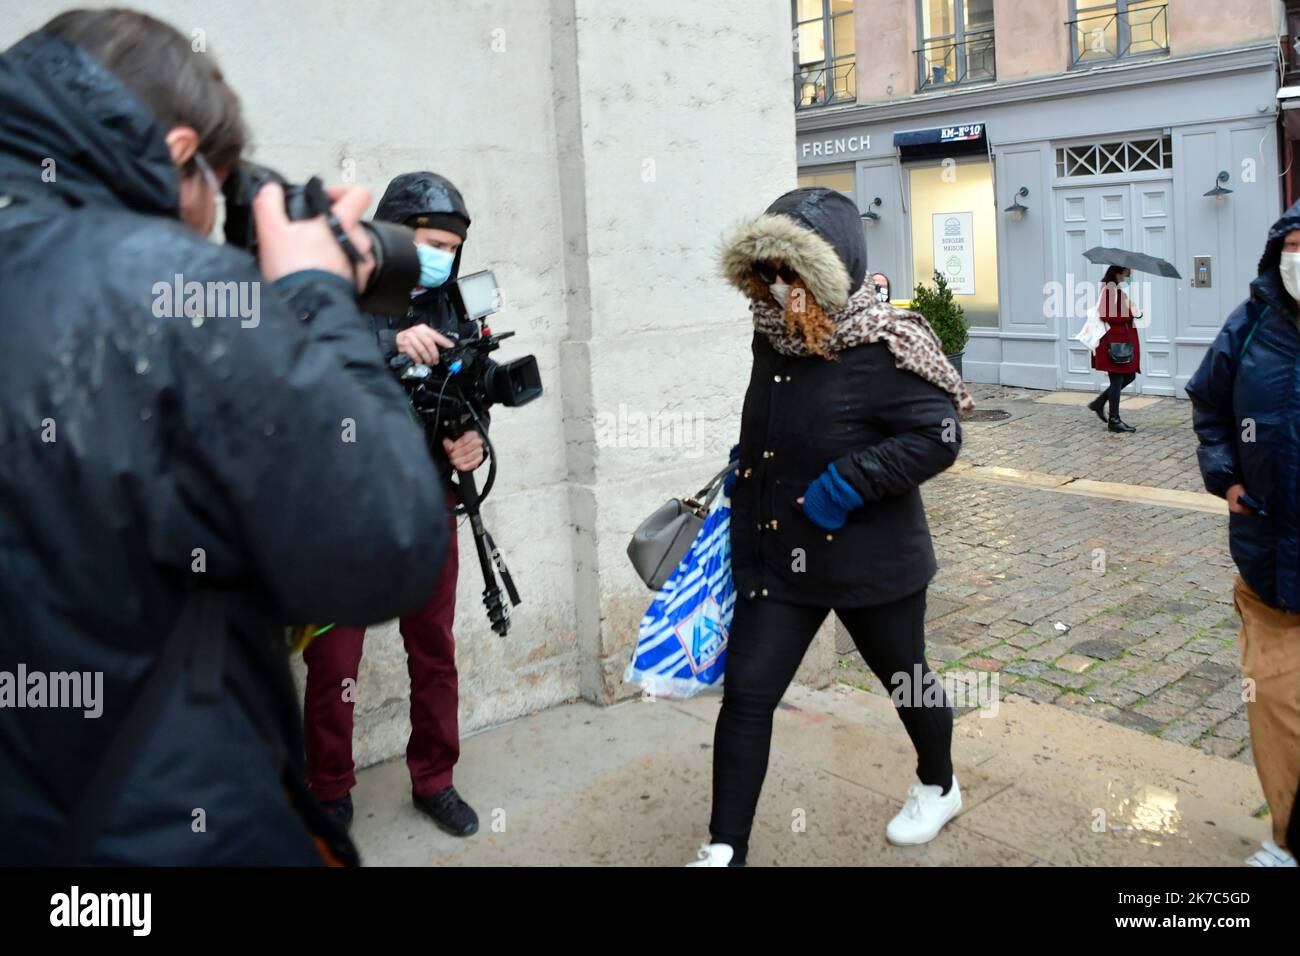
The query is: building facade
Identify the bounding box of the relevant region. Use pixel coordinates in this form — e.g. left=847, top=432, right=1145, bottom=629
left=0, top=0, right=802, bottom=764
left=795, top=0, right=1288, bottom=395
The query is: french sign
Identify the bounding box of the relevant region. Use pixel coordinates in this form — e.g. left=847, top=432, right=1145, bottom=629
left=800, top=134, right=869, bottom=159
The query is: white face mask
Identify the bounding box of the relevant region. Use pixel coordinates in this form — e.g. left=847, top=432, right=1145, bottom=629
left=1281, top=251, right=1300, bottom=301
left=769, top=281, right=790, bottom=308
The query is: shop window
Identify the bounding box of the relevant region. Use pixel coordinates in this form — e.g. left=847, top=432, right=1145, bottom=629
left=797, top=167, right=855, bottom=197
left=1068, top=1, right=1169, bottom=66
left=793, top=0, right=856, bottom=109
left=915, top=0, right=996, bottom=92
left=907, top=161, right=999, bottom=329
left=1055, top=136, right=1173, bottom=178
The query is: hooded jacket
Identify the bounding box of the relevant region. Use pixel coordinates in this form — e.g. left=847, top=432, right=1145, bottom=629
left=0, top=32, right=448, bottom=863
left=373, top=171, right=472, bottom=351
left=369, top=171, right=492, bottom=475
left=1187, top=199, right=1300, bottom=612
left=721, top=188, right=960, bottom=607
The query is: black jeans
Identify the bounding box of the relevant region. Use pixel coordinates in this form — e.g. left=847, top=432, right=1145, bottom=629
left=1106, top=371, right=1135, bottom=419
left=709, top=587, right=953, bottom=863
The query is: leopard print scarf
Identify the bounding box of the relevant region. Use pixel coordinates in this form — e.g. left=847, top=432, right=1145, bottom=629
left=751, top=282, right=975, bottom=413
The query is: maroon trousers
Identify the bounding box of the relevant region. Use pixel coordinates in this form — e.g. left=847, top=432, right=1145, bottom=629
left=303, top=510, right=460, bottom=801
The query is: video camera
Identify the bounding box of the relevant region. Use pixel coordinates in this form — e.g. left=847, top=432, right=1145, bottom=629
left=221, top=161, right=421, bottom=317
left=397, top=270, right=542, bottom=436
left=395, top=269, right=542, bottom=637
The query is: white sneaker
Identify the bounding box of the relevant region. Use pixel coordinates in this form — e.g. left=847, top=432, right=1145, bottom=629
left=686, top=842, right=735, bottom=866
left=1245, top=841, right=1296, bottom=867
left=886, top=777, right=962, bottom=846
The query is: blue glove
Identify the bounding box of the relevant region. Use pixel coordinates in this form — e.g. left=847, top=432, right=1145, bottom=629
left=722, top=443, right=740, bottom=496
left=801, top=463, right=863, bottom=530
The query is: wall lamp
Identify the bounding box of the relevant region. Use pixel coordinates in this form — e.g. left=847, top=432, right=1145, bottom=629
left=1003, top=186, right=1030, bottom=218
left=861, top=197, right=883, bottom=222
left=1204, top=171, right=1233, bottom=199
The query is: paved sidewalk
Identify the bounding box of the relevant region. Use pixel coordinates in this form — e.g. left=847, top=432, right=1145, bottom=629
left=351, top=384, right=1273, bottom=866
left=353, top=682, right=1268, bottom=866
left=837, top=386, right=1254, bottom=764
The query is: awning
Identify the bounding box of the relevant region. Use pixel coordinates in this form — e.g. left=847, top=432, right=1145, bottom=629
left=894, top=123, right=988, bottom=159
left=1278, top=88, right=1300, bottom=139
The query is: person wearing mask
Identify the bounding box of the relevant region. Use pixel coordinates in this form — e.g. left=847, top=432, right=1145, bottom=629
left=689, top=187, right=972, bottom=866
left=1186, top=200, right=1300, bottom=869
left=1085, top=265, right=1142, bottom=433
left=302, top=172, right=484, bottom=838
left=869, top=272, right=891, bottom=304
left=0, top=9, right=448, bottom=864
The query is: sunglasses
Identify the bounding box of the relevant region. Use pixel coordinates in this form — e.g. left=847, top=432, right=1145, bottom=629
left=754, top=262, right=798, bottom=285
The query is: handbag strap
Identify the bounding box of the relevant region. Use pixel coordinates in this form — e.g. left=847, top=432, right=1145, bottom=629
left=683, top=465, right=733, bottom=516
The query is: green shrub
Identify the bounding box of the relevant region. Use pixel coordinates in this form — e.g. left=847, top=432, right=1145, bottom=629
left=911, top=270, right=968, bottom=355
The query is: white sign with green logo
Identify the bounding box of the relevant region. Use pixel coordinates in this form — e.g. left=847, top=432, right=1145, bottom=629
left=932, top=212, right=975, bottom=295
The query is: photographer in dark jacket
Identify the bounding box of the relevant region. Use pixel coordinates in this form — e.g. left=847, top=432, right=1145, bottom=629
left=0, top=10, right=447, bottom=865
left=688, top=188, right=972, bottom=866
left=302, top=172, right=484, bottom=837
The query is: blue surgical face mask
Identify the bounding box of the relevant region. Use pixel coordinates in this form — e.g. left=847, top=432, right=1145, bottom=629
left=416, top=244, right=455, bottom=289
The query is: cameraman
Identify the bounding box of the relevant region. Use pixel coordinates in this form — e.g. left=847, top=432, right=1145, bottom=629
left=0, top=9, right=448, bottom=864
left=302, top=172, right=485, bottom=837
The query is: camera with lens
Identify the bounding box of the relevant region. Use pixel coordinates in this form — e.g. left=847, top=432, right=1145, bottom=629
left=221, top=161, right=421, bottom=317
left=396, top=269, right=540, bottom=636
left=397, top=269, right=542, bottom=443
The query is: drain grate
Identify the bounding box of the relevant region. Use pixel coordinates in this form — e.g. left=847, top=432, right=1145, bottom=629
left=962, top=408, right=1012, bottom=422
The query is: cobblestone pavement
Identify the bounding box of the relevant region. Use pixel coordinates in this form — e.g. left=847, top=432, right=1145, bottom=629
left=836, top=385, right=1255, bottom=767
left=955, top=384, right=1203, bottom=492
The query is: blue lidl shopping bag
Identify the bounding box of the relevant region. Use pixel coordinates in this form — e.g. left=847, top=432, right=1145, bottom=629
left=625, top=489, right=734, bottom=698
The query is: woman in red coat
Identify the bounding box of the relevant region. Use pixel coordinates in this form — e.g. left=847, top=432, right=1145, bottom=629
left=1086, top=264, right=1141, bottom=432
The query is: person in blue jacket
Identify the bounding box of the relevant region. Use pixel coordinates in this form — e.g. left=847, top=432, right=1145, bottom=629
left=1186, top=199, right=1300, bottom=868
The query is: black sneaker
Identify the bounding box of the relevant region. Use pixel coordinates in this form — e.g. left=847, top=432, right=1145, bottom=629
left=413, top=786, right=479, bottom=837
left=318, top=792, right=354, bottom=831
left=1108, top=417, right=1136, bottom=433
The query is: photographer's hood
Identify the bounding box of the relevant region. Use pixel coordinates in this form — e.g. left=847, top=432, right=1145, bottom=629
left=0, top=32, right=178, bottom=216
left=375, top=172, right=471, bottom=231
left=376, top=171, right=471, bottom=282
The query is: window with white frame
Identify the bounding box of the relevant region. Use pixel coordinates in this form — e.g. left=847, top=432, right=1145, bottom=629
left=1055, top=136, right=1173, bottom=178
left=1069, top=1, right=1169, bottom=65
left=915, top=0, right=995, bottom=91
left=793, top=0, right=856, bottom=108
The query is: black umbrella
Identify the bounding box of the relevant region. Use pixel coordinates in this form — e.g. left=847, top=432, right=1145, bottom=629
left=1083, top=246, right=1182, bottom=279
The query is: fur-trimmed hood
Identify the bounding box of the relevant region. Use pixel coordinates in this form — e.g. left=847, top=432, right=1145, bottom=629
left=720, top=187, right=866, bottom=311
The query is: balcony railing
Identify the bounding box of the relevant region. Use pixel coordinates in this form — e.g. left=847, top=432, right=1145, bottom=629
left=1067, top=4, right=1169, bottom=66
left=794, top=60, right=856, bottom=109
left=915, top=29, right=996, bottom=92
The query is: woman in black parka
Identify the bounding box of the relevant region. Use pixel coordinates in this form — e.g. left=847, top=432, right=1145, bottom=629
left=689, top=188, right=972, bottom=866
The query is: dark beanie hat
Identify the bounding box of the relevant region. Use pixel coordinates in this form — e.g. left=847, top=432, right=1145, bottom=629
left=408, top=211, right=468, bottom=239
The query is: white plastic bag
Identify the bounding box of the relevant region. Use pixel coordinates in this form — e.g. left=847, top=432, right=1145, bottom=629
left=1073, top=303, right=1105, bottom=353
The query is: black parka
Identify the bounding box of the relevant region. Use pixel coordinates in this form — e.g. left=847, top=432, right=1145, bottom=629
left=0, top=32, right=448, bottom=863
left=725, top=189, right=961, bottom=607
